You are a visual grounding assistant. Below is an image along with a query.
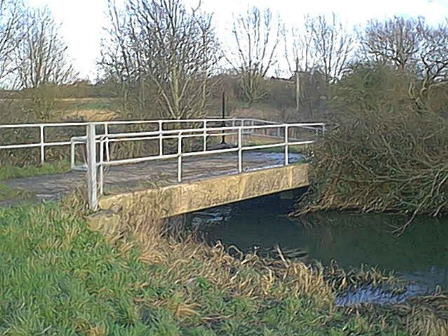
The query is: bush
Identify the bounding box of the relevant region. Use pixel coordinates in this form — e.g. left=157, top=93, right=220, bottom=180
left=296, top=65, right=448, bottom=228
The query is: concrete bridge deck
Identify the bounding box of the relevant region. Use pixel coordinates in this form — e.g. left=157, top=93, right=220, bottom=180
left=2, top=151, right=307, bottom=208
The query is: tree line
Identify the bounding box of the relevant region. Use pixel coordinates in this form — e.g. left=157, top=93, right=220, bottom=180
left=1, top=0, right=448, bottom=120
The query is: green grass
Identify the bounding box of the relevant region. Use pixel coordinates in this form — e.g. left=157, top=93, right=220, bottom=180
left=0, top=184, right=34, bottom=202
left=0, top=161, right=70, bottom=181
left=245, top=142, right=309, bottom=155
left=0, top=203, right=412, bottom=335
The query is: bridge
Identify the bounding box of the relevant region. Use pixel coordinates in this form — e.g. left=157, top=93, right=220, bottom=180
left=0, top=118, right=324, bottom=218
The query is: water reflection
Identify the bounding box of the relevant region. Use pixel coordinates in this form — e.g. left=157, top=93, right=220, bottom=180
left=192, top=191, right=448, bottom=293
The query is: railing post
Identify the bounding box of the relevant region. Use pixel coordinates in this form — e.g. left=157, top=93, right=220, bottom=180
left=40, top=125, right=45, bottom=164
left=104, top=123, right=110, bottom=162
left=203, top=120, right=207, bottom=151
left=284, top=125, right=289, bottom=166
left=87, top=124, right=98, bottom=211
left=70, top=140, right=76, bottom=170
left=159, top=121, right=163, bottom=155
left=177, top=132, right=182, bottom=183
left=99, top=136, right=104, bottom=196
left=238, top=127, right=243, bottom=173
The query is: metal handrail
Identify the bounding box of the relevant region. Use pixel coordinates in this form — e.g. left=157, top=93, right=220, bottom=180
left=0, top=118, right=325, bottom=210
left=81, top=121, right=324, bottom=209
left=0, top=117, right=274, bottom=164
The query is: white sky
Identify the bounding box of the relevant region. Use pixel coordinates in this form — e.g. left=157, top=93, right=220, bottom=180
left=27, top=0, right=448, bottom=80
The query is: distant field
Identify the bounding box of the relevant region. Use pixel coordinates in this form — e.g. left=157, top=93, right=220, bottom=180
left=0, top=95, right=293, bottom=124
left=57, top=98, right=119, bottom=121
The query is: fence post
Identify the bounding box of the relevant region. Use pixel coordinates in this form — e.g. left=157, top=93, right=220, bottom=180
left=87, top=124, right=98, bottom=211
left=284, top=125, right=289, bottom=166
left=238, top=127, right=242, bottom=173
left=40, top=125, right=45, bottom=164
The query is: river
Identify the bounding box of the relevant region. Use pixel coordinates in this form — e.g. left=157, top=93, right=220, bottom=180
left=189, top=189, right=448, bottom=305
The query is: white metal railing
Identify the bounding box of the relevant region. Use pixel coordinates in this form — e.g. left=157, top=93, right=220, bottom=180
left=82, top=121, right=325, bottom=210
left=0, top=117, right=274, bottom=164
left=0, top=118, right=325, bottom=210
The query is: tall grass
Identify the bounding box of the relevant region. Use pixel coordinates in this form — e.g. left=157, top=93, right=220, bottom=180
left=0, top=200, right=424, bottom=335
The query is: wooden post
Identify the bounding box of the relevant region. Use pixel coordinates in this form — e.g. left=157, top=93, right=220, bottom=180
left=87, top=124, right=98, bottom=210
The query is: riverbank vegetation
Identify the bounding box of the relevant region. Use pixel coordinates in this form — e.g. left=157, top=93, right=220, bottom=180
left=295, top=64, right=448, bottom=228
left=1, top=201, right=447, bottom=335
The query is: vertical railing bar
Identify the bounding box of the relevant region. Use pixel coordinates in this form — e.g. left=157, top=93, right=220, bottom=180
left=86, top=124, right=98, bottom=210
left=285, top=125, right=289, bottom=166
left=40, top=125, right=45, bottom=164
left=99, top=136, right=104, bottom=196
left=104, top=123, right=110, bottom=162
left=177, top=131, right=182, bottom=183
left=203, top=120, right=207, bottom=151
left=159, top=121, right=163, bottom=155
left=70, top=140, right=76, bottom=170
left=238, top=127, right=242, bottom=173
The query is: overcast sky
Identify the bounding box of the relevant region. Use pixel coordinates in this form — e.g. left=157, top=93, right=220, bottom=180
left=27, top=0, right=448, bottom=80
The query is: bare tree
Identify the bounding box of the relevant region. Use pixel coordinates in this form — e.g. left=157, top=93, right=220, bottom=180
left=0, top=0, right=23, bottom=85
left=100, top=0, right=220, bottom=119
left=308, top=14, right=354, bottom=83
left=361, top=17, right=448, bottom=107
left=411, top=21, right=448, bottom=105
left=100, top=0, right=144, bottom=112
left=283, top=14, right=354, bottom=117
left=284, top=25, right=313, bottom=75
left=14, top=7, right=76, bottom=89
left=285, top=14, right=354, bottom=81
left=360, top=17, right=424, bottom=70
left=227, top=7, right=281, bottom=104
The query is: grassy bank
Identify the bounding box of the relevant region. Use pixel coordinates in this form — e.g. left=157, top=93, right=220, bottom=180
left=0, top=162, right=70, bottom=203
left=0, top=161, right=70, bottom=181
left=0, top=202, right=424, bottom=335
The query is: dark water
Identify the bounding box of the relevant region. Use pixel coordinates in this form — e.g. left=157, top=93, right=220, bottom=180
left=190, top=190, right=448, bottom=305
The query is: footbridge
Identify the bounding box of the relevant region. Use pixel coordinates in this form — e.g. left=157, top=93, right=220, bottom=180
left=0, top=118, right=324, bottom=217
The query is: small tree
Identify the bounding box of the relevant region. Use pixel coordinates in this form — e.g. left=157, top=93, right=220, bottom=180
left=14, top=7, right=76, bottom=119
left=0, top=0, right=23, bottom=85
left=15, top=7, right=76, bottom=89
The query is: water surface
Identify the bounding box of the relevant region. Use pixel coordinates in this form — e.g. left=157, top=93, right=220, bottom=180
left=190, top=191, right=448, bottom=303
